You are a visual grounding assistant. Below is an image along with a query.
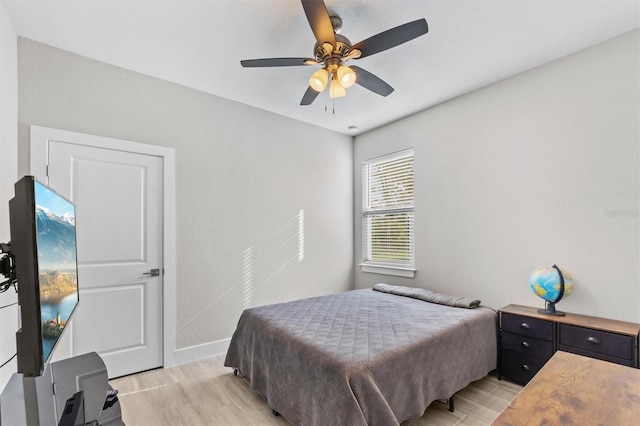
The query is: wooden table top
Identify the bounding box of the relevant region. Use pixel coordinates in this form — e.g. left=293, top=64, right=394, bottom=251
left=492, top=351, right=640, bottom=426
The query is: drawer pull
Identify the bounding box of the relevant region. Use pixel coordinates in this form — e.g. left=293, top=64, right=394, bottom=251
left=521, top=364, right=530, bottom=371
left=587, top=336, right=600, bottom=344
left=521, top=341, right=530, bottom=348
left=521, top=322, right=531, bottom=329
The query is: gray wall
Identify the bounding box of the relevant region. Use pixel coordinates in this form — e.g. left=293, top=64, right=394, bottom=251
left=16, top=38, right=354, bottom=353
left=354, top=30, right=640, bottom=323
left=0, top=1, right=18, bottom=389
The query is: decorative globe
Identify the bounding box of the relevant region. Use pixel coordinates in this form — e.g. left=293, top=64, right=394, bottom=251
left=529, top=264, right=572, bottom=315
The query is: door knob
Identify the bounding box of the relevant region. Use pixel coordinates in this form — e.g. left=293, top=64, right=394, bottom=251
left=143, top=268, right=160, bottom=277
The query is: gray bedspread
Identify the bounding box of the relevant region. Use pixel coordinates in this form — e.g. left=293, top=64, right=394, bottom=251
left=224, top=288, right=497, bottom=426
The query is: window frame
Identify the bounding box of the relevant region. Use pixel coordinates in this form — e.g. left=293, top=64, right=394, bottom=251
left=360, top=149, right=415, bottom=277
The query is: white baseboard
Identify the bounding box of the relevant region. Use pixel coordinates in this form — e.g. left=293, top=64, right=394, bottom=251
left=172, top=338, right=231, bottom=366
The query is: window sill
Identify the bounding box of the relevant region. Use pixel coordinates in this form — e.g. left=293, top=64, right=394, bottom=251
left=359, top=263, right=415, bottom=278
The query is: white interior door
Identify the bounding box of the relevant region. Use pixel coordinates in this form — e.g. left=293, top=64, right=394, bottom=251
left=46, top=141, right=164, bottom=378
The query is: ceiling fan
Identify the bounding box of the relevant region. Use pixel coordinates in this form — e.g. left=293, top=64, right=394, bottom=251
left=240, top=0, right=428, bottom=106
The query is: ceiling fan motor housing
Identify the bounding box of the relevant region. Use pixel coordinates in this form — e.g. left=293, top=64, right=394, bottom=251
left=314, top=34, right=352, bottom=63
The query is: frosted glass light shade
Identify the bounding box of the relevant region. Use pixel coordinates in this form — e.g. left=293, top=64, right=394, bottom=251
left=337, top=65, right=356, bottom=88
left=309, top=68, right=329, bottom=92
left=330, top=79, right=346, bottom=98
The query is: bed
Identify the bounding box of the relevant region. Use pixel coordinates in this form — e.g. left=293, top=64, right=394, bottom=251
left=224, top=285, right=498, bottom=425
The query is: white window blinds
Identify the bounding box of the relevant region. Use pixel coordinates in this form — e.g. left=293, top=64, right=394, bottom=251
left=363, top=149, right=415, bottom=269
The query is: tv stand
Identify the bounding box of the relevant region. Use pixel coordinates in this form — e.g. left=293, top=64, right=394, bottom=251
left=0, top=352, right=122, bottom=425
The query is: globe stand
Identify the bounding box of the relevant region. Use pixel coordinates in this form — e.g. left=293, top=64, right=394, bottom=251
left=538, top=301, right=566, bottom=316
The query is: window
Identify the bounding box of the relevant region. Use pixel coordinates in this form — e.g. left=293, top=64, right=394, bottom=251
left=362, top=149, right=415, bottom=276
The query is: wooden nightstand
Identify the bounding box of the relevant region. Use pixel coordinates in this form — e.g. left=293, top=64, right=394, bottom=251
left=498, top=304, right=640, bottom=385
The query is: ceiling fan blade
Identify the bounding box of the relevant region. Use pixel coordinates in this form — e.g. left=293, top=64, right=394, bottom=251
left=301, top=0, right=336, bottom=47
left=300, top=86, right=320, bottom=105
left=351, top=19, right=428, bottom=59
left=241, top=58, right=317, bottom=67
left=351, top=66, right=394, bottom=97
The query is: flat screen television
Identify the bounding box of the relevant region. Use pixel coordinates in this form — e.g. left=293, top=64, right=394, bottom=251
left=9, top=175, right=80, bottom=377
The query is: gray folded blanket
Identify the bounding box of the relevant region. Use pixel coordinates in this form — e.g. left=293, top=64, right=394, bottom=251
left=373, top=283, right=481, bottom=309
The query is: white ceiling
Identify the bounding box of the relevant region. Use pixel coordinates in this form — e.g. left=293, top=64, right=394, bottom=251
left=3, top=0, right=639, bottom=135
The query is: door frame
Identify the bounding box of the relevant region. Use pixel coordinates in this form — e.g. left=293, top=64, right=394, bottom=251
left=29, top=125, right=177, bottom=368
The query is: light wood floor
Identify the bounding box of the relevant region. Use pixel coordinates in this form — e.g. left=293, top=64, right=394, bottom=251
left=109, top=354, right=522, bottom=426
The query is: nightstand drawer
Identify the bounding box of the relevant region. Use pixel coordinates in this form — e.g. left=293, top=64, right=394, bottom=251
left=501, top=313, right=553, bottom=340
left=501, top=350, right=548, bottom=385
left=558, top=324, right=635, bottom=361
left=501, top=332, right=554, bottom=359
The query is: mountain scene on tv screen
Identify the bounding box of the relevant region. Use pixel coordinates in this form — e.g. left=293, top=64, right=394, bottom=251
left=35, top=184, right=78, bottom=346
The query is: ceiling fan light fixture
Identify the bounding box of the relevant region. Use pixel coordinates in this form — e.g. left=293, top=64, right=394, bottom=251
left=337, top=65, right=356, bottom=88
left=309, top=68, right=329, bottom=92
left=239, top=0, right=429, bottom=106
left=329, top=78, right=346, bottom=98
